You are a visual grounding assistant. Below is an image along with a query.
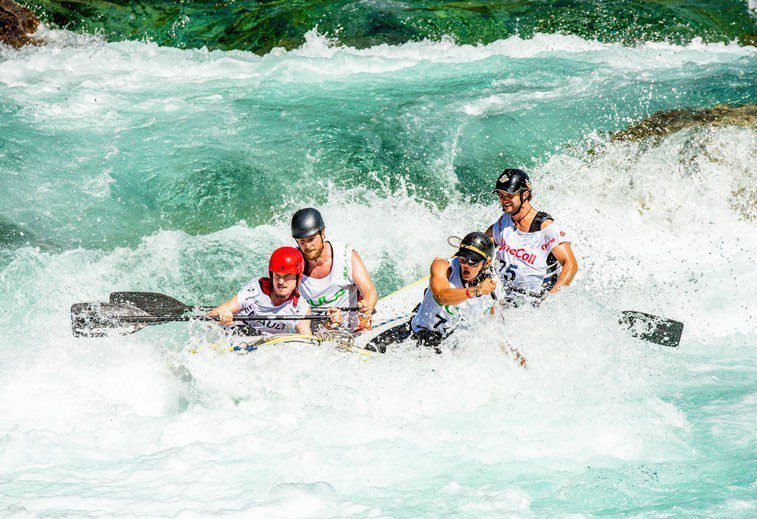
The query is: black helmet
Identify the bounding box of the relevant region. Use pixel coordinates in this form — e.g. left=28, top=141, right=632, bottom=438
left=291, top=208, right=325, bottom=239
left=492, top=168, right=531, bottom=195
left=455, top=232, right=494, bottom=263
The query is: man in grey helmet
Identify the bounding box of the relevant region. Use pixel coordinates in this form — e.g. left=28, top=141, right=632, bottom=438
left=291, top=208, right=378, bottom=332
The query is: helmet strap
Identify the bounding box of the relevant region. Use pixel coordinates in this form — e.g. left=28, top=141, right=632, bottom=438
left=511, top=195, right=525, bottom=219
left=513, top=192, right=536, bottom=224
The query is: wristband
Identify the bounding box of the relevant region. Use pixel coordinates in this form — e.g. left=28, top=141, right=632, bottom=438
left=465, top=287, right=472, bottom=299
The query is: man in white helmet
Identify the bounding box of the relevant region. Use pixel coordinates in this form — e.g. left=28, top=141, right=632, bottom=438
left=291, top=208, right=378, bottom=332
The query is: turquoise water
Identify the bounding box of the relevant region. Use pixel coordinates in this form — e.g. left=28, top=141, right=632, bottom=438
left=1, top=22, right=756, bottom=517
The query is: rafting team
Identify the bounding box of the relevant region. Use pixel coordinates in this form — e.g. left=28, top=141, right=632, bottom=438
left=209, top=168, right=578, bottom=352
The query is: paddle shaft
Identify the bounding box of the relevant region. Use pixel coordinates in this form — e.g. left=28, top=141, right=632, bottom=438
left=108, top=292, right=363, bottom=314
left=110, top=314, right=330, bottom=324
left=158, top=305, right=360, bottom=313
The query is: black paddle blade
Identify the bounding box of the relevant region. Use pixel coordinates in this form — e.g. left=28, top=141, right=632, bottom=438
left=109, top=292, right=192, bottom=317
left=71, top=302, right=152, bottom=337
left=620, top=311, right=684, bottom=348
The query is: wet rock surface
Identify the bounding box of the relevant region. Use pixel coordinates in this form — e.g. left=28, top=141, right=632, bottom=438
left=613, top=105, right=757, bottom=141
left=0, top=0, right=40, bottom=48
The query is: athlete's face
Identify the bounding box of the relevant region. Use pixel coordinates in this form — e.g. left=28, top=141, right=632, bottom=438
left=296, top=231, right=325, bottom=261
left=496, top=190, right=523, bottom=214
left=459, top=257, right=491, bottom=282
left=272, top=272, right=298, bottom=298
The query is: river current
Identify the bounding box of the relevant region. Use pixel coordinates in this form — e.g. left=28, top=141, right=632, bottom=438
left=0, top=22, right=755, bottom=517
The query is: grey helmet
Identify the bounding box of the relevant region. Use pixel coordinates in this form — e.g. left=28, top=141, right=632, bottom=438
left=291, top=208, right=325, bottom=239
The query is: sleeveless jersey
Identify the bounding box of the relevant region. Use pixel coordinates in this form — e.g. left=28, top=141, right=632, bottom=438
left=411, top=258, right=495, bottom=337
left=299, top=241, right=360, bottom=329
left=237, top=277, right=310, bottom=335
left=491, top=211, right=569, bottom=294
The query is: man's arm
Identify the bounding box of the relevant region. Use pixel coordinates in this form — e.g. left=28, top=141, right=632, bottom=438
left=548, top=242, right=578, bottom=293
left=430, top=259, right=497, bottom=304
left=351, top=250, right=378, bottom=316
left=429, top=258, right=471, bottom=305
left=485, top=224, right=494, bottom=238
left=208, top=296, right=241, bottom=325
left=295, top=311, right=312, bottom=335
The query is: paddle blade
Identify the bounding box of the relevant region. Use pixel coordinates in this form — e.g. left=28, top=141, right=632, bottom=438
left=110, top=292, right=192, bottom=317
left=620, top=311, right=684, bottom=348
left=71, top=302, right=151, bottom=337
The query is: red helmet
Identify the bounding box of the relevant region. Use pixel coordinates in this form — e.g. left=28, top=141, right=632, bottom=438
left=268, top=246, right=305, bottom=276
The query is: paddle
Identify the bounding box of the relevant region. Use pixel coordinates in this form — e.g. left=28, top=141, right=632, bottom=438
left=109, top=291, right=361, bottom=315
left=503, top=286, right=683, bottom=347
left=71, top=301, right=330, bottom=338
left=109, top=291, right=209, bottom=315
left=447, top=236, right=684, bottom=347
left=619, top=311, right=684, bottom=348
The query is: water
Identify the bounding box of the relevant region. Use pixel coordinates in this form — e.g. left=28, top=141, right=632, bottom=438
left=1, top=23, right=756, bottom=517
left=28, top=0, right=757, bottom=53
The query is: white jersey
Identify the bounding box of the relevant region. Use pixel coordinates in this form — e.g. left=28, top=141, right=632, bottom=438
left=491, top=212, right=569, bottom=294
left=237, top=277, right=310, bottom=335
left=299, top=241, right=360, bottom=329
left=411, top=258, right=495, bottom=337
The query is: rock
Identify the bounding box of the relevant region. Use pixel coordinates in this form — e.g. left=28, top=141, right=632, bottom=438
left=0, top=0, right=40, bottom=48
left=612, top=104, right=757, bottom=142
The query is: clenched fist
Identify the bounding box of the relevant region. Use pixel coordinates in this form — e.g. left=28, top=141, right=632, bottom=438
left=474, top=277, right=497, bottom=297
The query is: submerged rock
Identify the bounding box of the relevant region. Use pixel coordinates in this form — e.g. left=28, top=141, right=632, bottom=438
left=612, top=105, right=757, bottom=141
left=0, top=0, right=40, bottom=48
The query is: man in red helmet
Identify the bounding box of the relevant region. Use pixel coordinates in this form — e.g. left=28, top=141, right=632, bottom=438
left=208, top=247, right=342, bottom=335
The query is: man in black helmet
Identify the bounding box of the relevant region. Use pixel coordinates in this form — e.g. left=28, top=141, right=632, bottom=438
left=291, top=207, right=378, bottom=332
left=485, top=168, right=578, bottom=301
left=366, top=231, right=497, bottom=353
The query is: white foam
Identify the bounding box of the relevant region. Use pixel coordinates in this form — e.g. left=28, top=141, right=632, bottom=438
left=1, top=29, right=753, bottom=126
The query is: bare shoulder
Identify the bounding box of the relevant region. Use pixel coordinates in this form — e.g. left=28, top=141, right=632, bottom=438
left=430, top=257, right=451, bottom=273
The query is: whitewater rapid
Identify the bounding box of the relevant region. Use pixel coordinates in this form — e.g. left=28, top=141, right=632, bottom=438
left=0, top=30, right=755, bottom=516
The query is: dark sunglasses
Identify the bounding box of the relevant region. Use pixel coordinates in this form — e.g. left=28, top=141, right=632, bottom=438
left=458, top=256, right=483, bottom=266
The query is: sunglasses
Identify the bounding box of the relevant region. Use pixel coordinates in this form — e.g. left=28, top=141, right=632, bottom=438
left=458, top=256, right=483, bottom=266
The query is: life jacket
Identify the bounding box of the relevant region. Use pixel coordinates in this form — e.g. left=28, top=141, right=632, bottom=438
left=236, top=276, right=309, bottom=335
left=491, top=211, right=569, bottom=293
left=299, top=241, right=360, bottom=329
